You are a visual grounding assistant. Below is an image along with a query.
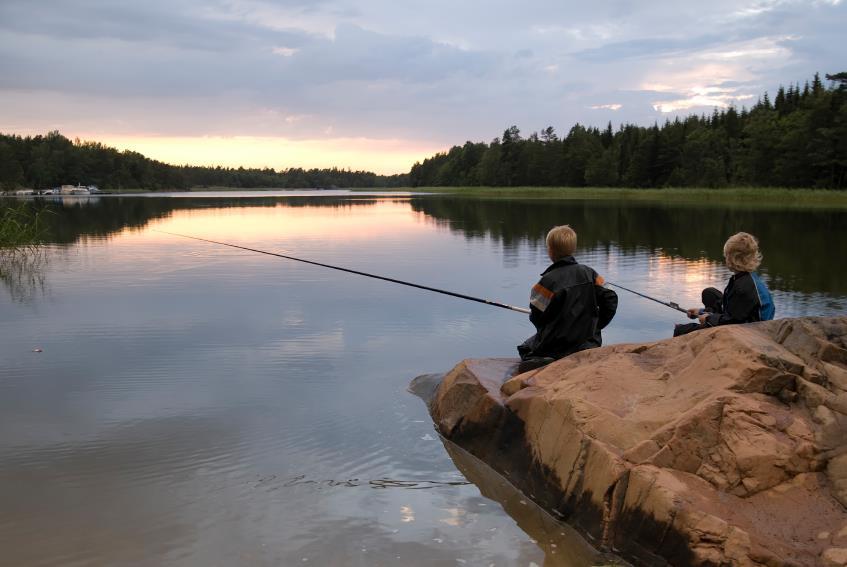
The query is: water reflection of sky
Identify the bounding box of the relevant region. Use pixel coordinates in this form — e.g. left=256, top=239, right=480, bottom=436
left=0, top=193, right=843, bottom=566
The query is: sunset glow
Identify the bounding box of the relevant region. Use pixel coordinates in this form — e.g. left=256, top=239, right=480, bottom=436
left=96, top=135, right=441, bottom=175
left=139, top=199, right=428, bottom=243
left=0, top=0, right=842, bottom=174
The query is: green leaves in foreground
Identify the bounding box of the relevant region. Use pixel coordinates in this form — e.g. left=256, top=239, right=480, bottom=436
left=0, top=201, right=50, bottom=249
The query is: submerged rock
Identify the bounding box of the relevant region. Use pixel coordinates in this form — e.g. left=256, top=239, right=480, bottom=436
left=415, top=317, right=847, bottom=566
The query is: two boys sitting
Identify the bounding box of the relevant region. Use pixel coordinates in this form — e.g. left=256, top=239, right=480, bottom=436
left=519, top=226, right=774, bottom=363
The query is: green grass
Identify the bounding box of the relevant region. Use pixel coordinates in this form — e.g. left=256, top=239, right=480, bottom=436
left=0, top=201, right=50, bottom=249
left=383, top=186, right=847, bottom=207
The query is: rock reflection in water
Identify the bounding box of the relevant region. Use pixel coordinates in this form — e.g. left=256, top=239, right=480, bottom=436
left=409, top=372, right=621, bottom=565
left=440, top=437, right=621, bottom=566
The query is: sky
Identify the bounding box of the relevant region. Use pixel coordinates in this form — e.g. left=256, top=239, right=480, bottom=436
left=0, top=0, right=843, bottom=174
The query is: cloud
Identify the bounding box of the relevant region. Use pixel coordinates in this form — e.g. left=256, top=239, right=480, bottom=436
left=572, top=34, right=726, bottom=62
left=589, top=104, right=622, bottom=111
left=272, top=47, right=300, bottom=57
left=0, top=0, right=843, bottom=171
left=652, top=91, right=756, bottom=113
left=286, top=23, right=498, bottom=84
left=0, top=0, right=309, bottom=51
left=0, top=15, right=495, bottom=97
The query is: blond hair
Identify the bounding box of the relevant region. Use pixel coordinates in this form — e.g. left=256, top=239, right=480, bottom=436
left=546, top=225, right=577, bottom=260
left=723, top=232, right=762, bottom=273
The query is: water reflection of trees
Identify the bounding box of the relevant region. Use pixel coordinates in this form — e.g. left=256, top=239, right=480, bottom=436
left=410, top=196, right=847, bottom=295
left=9, top=194, right=844, bottom=297
left=36, top=195, right=389, bottom=244
left=0, top=195, right=390, bottom=300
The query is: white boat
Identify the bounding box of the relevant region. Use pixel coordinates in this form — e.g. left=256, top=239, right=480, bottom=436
left=60, top=184, right=90, bottom=195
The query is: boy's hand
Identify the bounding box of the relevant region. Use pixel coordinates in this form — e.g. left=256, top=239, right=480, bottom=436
left=687, top=307, right=699, bottom=319
left=698, top=313, right=709, bottom=325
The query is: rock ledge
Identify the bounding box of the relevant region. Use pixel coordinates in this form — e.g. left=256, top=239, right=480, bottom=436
left=417, top=317, right=847, bottom=566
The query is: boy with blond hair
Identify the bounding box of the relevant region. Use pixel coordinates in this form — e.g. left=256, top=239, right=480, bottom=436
left=674, top=232, right=775, bottom=337
left=518, top=225, right=618, bottom=361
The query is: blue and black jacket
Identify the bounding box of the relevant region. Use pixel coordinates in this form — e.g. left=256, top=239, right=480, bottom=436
left=705, top=271, right=775, bottom=327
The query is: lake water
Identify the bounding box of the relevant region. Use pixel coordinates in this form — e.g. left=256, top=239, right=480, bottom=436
left=1, top=191, right=845, bottom=566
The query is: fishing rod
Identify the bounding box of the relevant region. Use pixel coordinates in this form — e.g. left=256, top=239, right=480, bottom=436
left=607, top=281, right=687, bottom=314
left=154, top=230, right=531, bottom=315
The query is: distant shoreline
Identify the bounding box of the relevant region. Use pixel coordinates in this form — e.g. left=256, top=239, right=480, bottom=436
left=360, top=186, right=847, bottom=207
left=6, top=185, right=847, bottom=208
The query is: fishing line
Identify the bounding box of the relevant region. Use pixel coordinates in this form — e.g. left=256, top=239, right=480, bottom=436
left=154, top=229, right=531, bottom=315
left=607, top=281, right=687, bottom=314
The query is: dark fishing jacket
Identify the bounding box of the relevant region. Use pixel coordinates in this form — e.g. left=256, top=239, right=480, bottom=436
left=705, top=271, right=775, bottom=327
left=518, top=256, right=618, bottom=360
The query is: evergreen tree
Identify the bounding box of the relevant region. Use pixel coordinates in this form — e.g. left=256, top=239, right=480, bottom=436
left=4, top=72, right=846, bottom=192
left=0, top=141, right=24, bottom=190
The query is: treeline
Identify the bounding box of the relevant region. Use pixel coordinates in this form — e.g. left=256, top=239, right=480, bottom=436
left=2, top=72, right=845, bottom=191
left=0, top=132, right=408, bottom=191
left=410, top=72, right=847, bottom=189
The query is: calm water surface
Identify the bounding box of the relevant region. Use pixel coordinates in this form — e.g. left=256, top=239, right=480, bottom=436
left=1, top=191, right=845, bottom=566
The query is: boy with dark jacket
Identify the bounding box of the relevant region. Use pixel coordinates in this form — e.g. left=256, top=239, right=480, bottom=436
left=673, top=232, right=775, bottom=337
left=518, top=225, right=618, bottom=361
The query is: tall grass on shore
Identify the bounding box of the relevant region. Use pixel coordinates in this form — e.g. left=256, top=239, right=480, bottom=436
left=0, top=201, right=50, bottom=301
left=390, top=186, right=847, bottom=208
left=0, top=200, right=49, bottom=249
left=0, top=246, right=47, bottom=302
